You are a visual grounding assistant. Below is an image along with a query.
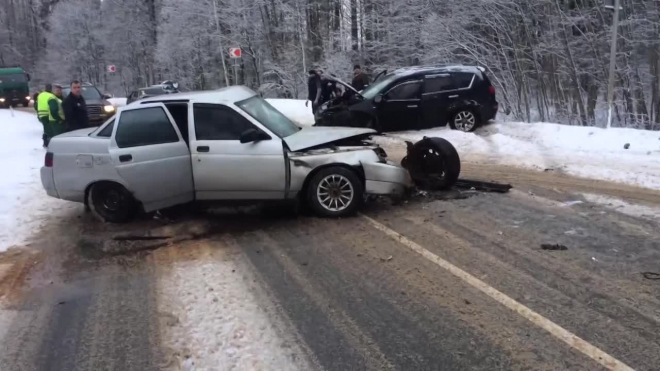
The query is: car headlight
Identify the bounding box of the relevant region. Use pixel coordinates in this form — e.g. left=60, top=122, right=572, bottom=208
left=25, top=96, right=31, bottom=100
left=0, top=98, right=5, bottom=103
left=103, top=105, right=115, bottom=113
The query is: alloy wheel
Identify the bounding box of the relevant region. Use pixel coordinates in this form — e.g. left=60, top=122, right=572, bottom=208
left=316, top=174, right=354, bottom=212
left=454, top=111, right=476, bottom=132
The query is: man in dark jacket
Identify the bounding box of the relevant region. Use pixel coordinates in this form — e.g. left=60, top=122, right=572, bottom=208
left=305, top=69, right=322, bottom=114
left=351, top=64, right=370, bottom=91
left=62, top=80, right=89, bottom=132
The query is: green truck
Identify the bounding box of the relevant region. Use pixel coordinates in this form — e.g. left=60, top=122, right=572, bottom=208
left=0, top=67, right=31, bottom=108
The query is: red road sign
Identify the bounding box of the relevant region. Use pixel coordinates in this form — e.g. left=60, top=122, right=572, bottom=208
left=107, top=65, right=116, bottom=73
left=229, top=48, right=242, bottom=58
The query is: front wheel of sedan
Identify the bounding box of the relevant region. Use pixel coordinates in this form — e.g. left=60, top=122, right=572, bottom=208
left=449, top=110, right=479, bottom=132
left=307, top=167, right=363, bottom=218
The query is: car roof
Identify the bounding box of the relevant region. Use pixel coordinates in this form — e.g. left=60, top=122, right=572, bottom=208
left=391, top=65, right=484, bottom=78
left=0, top=67, right=26, bottom=75
left=140, top=86, right=257, bottom=105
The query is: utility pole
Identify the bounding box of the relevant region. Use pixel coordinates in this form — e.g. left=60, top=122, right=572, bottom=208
left=212, top=0, right=230, bottom=87
left=606, top=0, right=621, bottom=129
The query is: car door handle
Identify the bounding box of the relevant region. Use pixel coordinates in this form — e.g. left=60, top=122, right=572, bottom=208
left=119, top=154, right=132, bottom=163
left=448, top=95, right=459, bottom=99
left=197, top=146, right=210, bottom=153
left=407, top=105, right=418, bottom=108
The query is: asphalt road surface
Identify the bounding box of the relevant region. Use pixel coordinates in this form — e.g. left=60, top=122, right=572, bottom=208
left=1, top=161, right=659, bottom=370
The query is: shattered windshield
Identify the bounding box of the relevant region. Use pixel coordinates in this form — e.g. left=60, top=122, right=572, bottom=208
left=236, top=96, right=300, bottom=138
left=360, top=73, right=398, bottom=100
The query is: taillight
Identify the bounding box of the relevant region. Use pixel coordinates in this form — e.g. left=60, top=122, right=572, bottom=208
left=488, top=86, right=496, bottom=95
left=45, top=152, right=53, bottom=167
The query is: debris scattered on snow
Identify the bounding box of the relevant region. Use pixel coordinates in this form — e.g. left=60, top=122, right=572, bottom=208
left=562, top=200, right=584, bottom=207
left=381, top=255, right=393, bottom=262
left=541, top=244, right=568, bottom=251
left=624, top=143, right=630, bottom=149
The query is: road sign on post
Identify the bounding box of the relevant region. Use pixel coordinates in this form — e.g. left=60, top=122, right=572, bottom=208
left=107, top=65, right=116, bottom=73
left=229, top=48, right=242, bottom=59
left=229, top=48, right=241, bottom=86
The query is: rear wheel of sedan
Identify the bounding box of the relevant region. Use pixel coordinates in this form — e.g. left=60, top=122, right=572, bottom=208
left=450, top=110, right=479, bottom=132
left=88, top=182, right=137, bottom=223
left=307, top=167, right=363, bottom=218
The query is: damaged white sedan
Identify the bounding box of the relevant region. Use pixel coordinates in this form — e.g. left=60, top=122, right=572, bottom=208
left=41, top=86, right=461, bottom=222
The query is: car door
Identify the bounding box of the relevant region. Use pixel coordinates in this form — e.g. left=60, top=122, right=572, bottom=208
left=420, top=74, right=459, bottom=129
left=378, top=79, right=422, bottom=131
left=189, top=103, right=286, bottom=200
left=109, top=103, right=194, bottom=212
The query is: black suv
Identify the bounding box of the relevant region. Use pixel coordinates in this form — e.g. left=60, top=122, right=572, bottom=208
left=61, top=82, right=116, bottom=127
left=126, top=81, right=179, bottom=105
left=315, top=65, right=498, bottom=132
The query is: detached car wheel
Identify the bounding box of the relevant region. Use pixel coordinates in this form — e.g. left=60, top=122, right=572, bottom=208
left=402, top=137, right=461, bottom=190
left=307, top=167, right=363, bottom=218
left=450, top=110, right=479, bottom=132
left=88, top=183, right=137, bottom=223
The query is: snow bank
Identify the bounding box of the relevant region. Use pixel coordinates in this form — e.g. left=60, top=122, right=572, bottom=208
left=583, top=193, right=660, bottom=221
left=0, top=109, right=76, bottom=252
left=266, top=99, right=314, bottom=127
left=379, top=122, right=660, bottom=190
left=107, top=97, right=127, bottom=107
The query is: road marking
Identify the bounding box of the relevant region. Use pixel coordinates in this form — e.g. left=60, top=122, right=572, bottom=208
left=360, top=214, right=635, bottom=371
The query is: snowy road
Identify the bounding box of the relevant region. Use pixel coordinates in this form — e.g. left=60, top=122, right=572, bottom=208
left=1, top=109, right=660, bottom=370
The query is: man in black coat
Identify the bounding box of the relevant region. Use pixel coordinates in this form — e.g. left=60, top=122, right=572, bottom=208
left=351, top=64, right=370, bottom=91
left=62, top=80, right=89, bottom=132
left=305, top=69, right=322, bottom=114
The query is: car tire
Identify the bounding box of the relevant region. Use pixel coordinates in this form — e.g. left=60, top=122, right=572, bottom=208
left=403, top=137, right=461, bottom=190
left=88, top=182, right=137, bottom=223
left=449, top=109, right=479, bottom=132
left=307, top=167, right=363, bottom=218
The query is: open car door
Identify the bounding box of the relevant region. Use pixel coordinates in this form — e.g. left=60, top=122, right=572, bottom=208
left=109, top=102, right=194, bottom=212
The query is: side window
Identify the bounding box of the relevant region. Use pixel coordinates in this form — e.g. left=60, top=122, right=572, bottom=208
left=97, top=117, right=115, bottom=137
left=424, top=76, right=457, bottom=93
left=385, top=81, right=422, bottom=100
left=454, top=73, right=475, bottom=89
left=193, top=104, right=256, bottom=140
left=115, top=107, right=179, bottom=148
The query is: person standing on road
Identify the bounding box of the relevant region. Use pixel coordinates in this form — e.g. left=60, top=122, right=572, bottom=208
left=63, top=80, right=89, bottom=132
left=36, top=84, right=55, bottom=147
left=47, top=84, right=66, bottom=138
left=351, top=64, right=370, bottom=92
left=305, top=69, right=322, bottom=114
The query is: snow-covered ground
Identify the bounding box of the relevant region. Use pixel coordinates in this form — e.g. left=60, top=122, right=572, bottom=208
left=378, top=122, right=660, bottom=190
left=0, top=109, right=75, bottom=253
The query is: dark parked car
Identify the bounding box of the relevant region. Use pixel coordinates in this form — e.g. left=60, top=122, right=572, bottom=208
left=61, top=82, right=116, bottom=127
left=315, top=65, right=499, bottom=132
left=126, top=81, right=179, bottom=105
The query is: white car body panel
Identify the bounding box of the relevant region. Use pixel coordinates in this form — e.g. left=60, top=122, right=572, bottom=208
left=41, top=86, right=413, bottom=213
left=284, top=126, right=376, bottom=152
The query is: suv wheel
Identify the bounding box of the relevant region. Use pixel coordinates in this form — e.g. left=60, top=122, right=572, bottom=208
left=307, top=167, right=363, bottom=218
left=450, top=110, right=479, bottom=132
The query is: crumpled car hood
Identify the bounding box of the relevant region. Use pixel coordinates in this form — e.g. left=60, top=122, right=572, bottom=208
left=284, top=126, right=377, bottom=151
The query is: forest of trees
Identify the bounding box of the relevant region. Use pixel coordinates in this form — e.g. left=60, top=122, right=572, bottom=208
left=2, top=0, right=660, bottom=129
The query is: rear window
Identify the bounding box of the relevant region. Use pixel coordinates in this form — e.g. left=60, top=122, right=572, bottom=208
left=115, top=107, right=179, bottom=148
left=424, top=76, right=456, bottom=94
left=454, top=73, right=475, bottom=89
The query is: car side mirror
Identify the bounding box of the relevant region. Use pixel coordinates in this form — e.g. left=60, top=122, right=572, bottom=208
left=240, top=129, right=271, bottom=143
left=26, top=73, right=31, bottom=82
left=374, top=94, right=384, bottom=104
left=103, top=93, right=113, bottom=99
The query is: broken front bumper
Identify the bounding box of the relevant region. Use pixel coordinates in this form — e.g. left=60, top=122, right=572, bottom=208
left=362, top=161, right=413, bottom=196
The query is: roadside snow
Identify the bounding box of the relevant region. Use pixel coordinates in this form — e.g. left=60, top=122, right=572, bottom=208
left=379, top=122, right=660, bottom=190
left=0, top=109, right=75, bottom=252
left=583, top=193, right=660, bottom=221
left=267, top=99, right=314, bottom=127
left=156, top=244, right=311, bottom=371
left=107, top=97, right=127, bottom=107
